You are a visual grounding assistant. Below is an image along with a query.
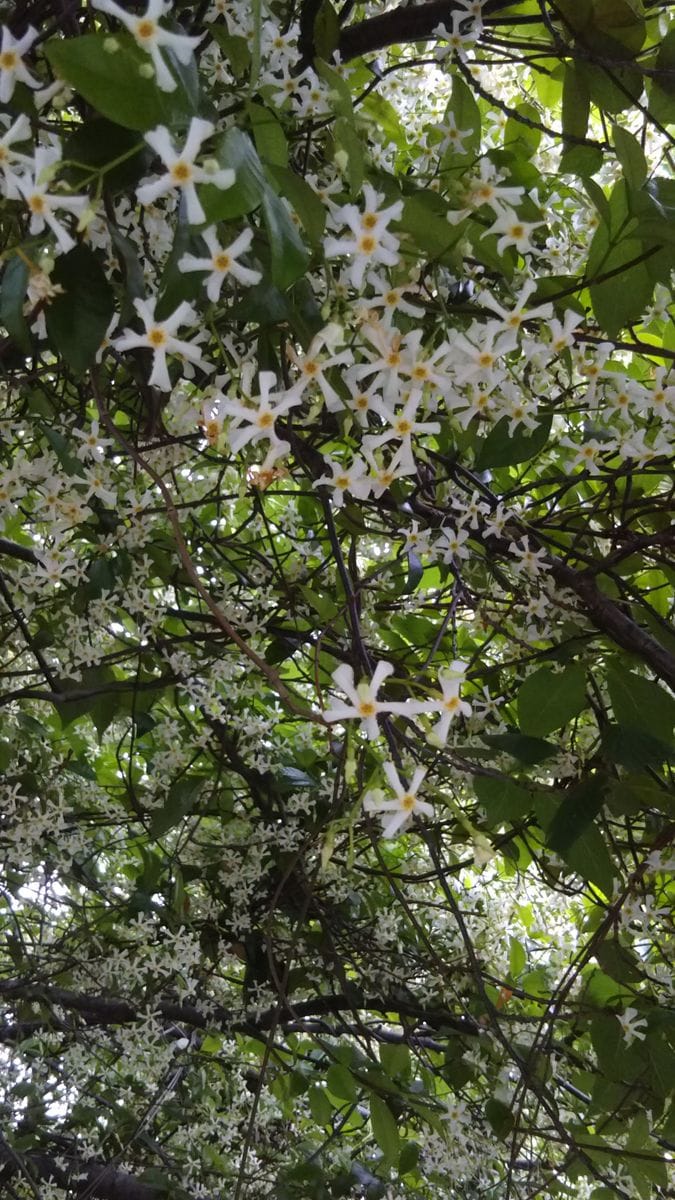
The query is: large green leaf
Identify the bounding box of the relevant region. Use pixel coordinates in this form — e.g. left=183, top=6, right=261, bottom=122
left=46, top=245, right=115, bottom=375
left=475, top=416, right=552, bottom=470
left=44, top=34, right=195, bottom=131
left=606, top=666, right=675, bottom=743
left=369, top=1095, right=400, bottom=1168
left=517, top=665, right=587, bottom=737
left=200, top=127, right=267, bottom=222
left=260, top=189, right=309, bottom=290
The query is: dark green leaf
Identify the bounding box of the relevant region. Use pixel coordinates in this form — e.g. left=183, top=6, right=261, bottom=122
left=44, top=34, right=195, bottom=131
left=200, top=128, right=267, bottom=222
left=475, top=416, right=552, bottom=470
left=517, top=664, right=586, bottom=737
left=260, top=189, right=309, bottom=289
left=601, top=725, right=672, bottom=768
left=247, top=100, right=288, bottom=167
left=370, top=1095, right=400, bottom=1168
left=0, top=253, right=31, bottom=353
left=481, top=731, right=558, bottom=764
left=267, top=165, right=326, bottom=246
left=485, top=1097, right=514, bottom=1139
left=150, top=777, right=204, bottom=839
left=612, top=123, right=647, bottom=189
left=473, top=776, right=537, bottom=824
left=606, top=666, right=675, bottom=743
left=46, top=245, right=115, bottom=375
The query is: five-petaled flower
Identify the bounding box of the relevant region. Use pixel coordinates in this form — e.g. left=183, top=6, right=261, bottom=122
left=324, top=660, right=431, bottom=740
left=178, top=225, right=261, bottom=300
left=137, top=119, right=234, bottom=226
left=16, top=145, right=89, bottom=255
left=0, top=25, right=40, bottom=103
left=113, top=297, right=211, bottom=391
left=92, top=0, right=202, bottom=92
left=616, top=1007, right=647, bottom=1046
left=364, top=761, right=433, bottom=838
left=427, top=660, right=472, bottom=745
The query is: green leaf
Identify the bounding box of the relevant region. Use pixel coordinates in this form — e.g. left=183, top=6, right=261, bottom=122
left=601, top=725, right=673, bottom=768
left=260, top=189, right=309, bottom=290
left=561, top=823, right=615, bottom=894
left=326, top=1064, right=358, bottom=1102
left=562, top=62, right=590, bottom=140
left=398, top=190, right=464, bottom=260
left=62, top=117, right=147, bottom=194
left=448, top=75, right=481, bottom=158
left=647, top=28, right=675, bottom=125
left=313, top=0, right=340, bottom=61
left=334, top=115, right=365, bottom=197
left=473, top=776, right=537, bottom=825
left=606, top=667, right=675, bottom=743
left=247, top=100, right=288, bottom=167
left=0, top=253, right=31, bottom=353
left=517, top=665, right=587, bottom=737
left=46, top=245, right=115, bottom=375
left=503, top=103, right=541, bottom=157
left=595, top=940, right=644, bottom=983
left=44, top=33, right=195, bottom=131
left=360, top=93, right=408, bottom=153
left=308, top=1084, right=334, bottom=1125
left=612, top=123, right=647, bottom=189
left=267, top=165, right=326, bottom=246
left=509, top=936, right=527, bottom=979
left=379, top=1042, right=410, bottom=1079
left=370, top=1095, right=400, bottom=1168
left=208, top=29, right=251, bottom=79
left=485, top=1097, right=514, bottom=1139
left=559, top=143, right=604, bottom=178
left=475, top=416, right=552, bottom=470
left=482, top=731, right=558, bottom=764
left=200, top=127, right=267, bottom=222
left=546, top=777, right=606, bottom=853
left=150, top=776, right=204, bottom=839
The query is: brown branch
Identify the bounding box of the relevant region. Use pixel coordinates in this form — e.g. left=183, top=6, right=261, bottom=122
left=337, top=0, right=518, bottom=63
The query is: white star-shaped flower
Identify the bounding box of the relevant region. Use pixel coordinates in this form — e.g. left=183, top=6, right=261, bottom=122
left=92, top=0, right=202, bottom=92
left=137, top=119, right=234, bottom=226
left=113, top=297, right=210, bottom=391
left=178, top=226, right=261, bottom=301
left=364, top=761, right=433, bottom=838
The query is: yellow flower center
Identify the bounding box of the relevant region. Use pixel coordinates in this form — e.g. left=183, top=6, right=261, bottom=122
left=135, top=19, right=156, bottom=40
left=355, top=395, right=369, bottom=410
left=387, top=352, right=401, bottom=367
left=396, top=418, right=413, bottom=434
left=28, top=194, right=46, bottom=214
left=412, top=365, right=428, bottom=380
left=214, top=253, right=231, bottom=271
left=358, top=700, right=376, bottom=717
left=304, top=360, right=319, bottom=376
left=401, top=793, right=416, bottom=811
left=444, top=696, right=460, bottom=712
left=147, top=327, right=167, bottom=348
left=256, top=411, right=274, bottom=428
left=510, top=224, right=525, bottom=239
left=359, top=235, right=376, bottom=253
left=0, top=51, right=18, bottom=69
left=171, top=160, right=192, bottom=183
left=362, top=212, right=378, bottom=230
left=478, top=352, right=494, bottom=368
left=335, top=474, right=350, bottom=489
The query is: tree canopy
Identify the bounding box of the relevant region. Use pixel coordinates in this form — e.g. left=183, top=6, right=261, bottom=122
left=0, top=1, right=674, bottom=1198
